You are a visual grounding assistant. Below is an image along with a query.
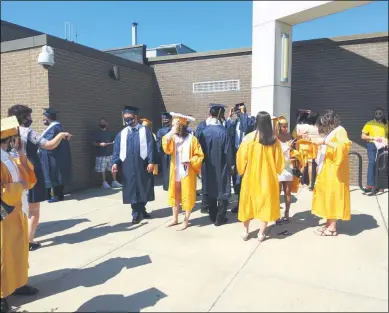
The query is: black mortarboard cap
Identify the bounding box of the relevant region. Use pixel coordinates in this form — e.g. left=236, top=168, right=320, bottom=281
left=234, top=102, right=245, bottom=109
left=161, top=112, right=172, bottom=119
left=209, top=103, right=227, bottom=115
left=123, top=106, right=140, bottom=115
left=43, top=107, right=60, bottom=117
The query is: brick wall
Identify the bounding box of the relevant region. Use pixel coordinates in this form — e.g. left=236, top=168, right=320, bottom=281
left=150, top=52, right=252, bottom=129
left=47, top=47, right=156, bottom=191
left=0, top=47, right=49, bottom=133
left=150, top=35, right=388, bottom=187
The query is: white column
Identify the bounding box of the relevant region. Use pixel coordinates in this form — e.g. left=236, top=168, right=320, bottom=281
left=251, top=19, right=292, bottom=121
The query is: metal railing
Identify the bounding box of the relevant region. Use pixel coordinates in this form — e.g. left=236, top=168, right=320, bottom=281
left=349, top=150, right=388, bottom=194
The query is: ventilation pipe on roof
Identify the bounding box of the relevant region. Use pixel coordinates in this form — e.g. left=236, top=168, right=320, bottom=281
left=132, top=22, right=138, bottom=46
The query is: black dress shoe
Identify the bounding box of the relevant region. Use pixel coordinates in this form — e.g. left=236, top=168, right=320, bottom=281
left=214, top=217, right=228, bottom=227
left=200, top=208, right=209, bottom=214
left=231, top=206, right=239, bottom=214
left=29, top=242, right=41, bottom=251
left=13, top=284, right=39, bottom=296
left=132, top=217, right=141, bottom=225
left=0, top=298, right=10, bottom=312
left=143, top=212, right=152, bottom=219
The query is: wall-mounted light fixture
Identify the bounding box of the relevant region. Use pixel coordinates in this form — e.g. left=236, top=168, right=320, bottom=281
left=280, top=33, right=290, bottom=83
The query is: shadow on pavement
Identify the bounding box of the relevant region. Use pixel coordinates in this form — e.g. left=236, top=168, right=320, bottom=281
left=76, top=288, right=167, bottom=312
left=12, top=256, right=153, bottom=308
left=38, top=222, right=148, bottom=248
left=269, top=210, right=379, bottom=239
left=36, top=218, right=91, bottom=238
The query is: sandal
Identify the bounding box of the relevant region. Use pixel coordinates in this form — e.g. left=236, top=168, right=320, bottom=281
left=257, top=233, right=266, bottom=243
left=315, top=228, right=338, bottom=236
left=242, top=232, right=249, bottom=241
left=275, top=219, right=283, bottom=225
left=29, top=242, right=41, bottom=251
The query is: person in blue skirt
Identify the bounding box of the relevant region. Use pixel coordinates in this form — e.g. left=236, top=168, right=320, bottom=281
left=8, top=104, right=72, bottom=251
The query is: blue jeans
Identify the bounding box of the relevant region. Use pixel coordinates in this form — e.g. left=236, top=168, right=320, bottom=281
left=366, top=142, right=384, bottom=187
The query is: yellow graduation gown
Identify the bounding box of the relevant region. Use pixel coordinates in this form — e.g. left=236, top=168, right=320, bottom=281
left=162, top=134, right=204, bottom=211
left=312, top=127, right=351, bottom=220
left=237, top=132, right=285, bottom=222
left=1, top=156, right=36, bottom=298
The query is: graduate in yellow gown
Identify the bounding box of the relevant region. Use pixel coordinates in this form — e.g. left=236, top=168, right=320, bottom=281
left=140, top=118, right=159, bottom=176
left=237, top=112, right=285, bottom=242
left=312, top=110, right=351, bottom=236
left=162, top=113, right=204, bottom=230
left=1, top=116, right=38, bottom=312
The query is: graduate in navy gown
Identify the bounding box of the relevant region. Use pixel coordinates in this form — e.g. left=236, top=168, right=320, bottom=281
left=195, top=105, right=229, bottom=214
left=156, top=112, right=172, bottom=191
left=39, top=108, right=72, bottom=203
left=226, top=103, right=256, bottom=213
left=198, top=104, right=233, bottom=226
left=112, top=106, right=156, bottom=224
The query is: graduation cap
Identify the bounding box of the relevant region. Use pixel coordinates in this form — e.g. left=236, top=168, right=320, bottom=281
left=234, top=102, right=245, bottom=109
left=123, top=106, right=140, bottom=115
left=170, top=112, right=196, bottom=126
left=43, top=107, right=59, bottom=118
left=161, top=112, right=172, bottom=119
left=1, top=116, right=19, bottom=139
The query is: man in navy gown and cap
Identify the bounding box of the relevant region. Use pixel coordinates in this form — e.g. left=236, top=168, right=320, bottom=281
left=112, top=106, right=156, bottom=224
left=198, top=104, right=233, bottom=226
left=156, top=112, right=172, bottom=191
left=39, top=108, right=72, bottom=203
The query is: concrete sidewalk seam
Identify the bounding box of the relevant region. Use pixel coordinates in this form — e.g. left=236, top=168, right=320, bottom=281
left=207, top=242, right=261, bottom=312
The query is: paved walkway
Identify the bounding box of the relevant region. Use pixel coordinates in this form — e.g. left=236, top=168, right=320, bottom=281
left=11, top=182, right=388, bottom=312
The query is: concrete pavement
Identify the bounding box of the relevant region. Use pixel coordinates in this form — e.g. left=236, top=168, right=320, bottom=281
left=10, top=182, right=388, bottom=312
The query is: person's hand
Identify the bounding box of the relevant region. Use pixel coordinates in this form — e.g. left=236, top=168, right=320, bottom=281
left=287, top=140, right=294, bottom=148
left=62, top=132, right=72, bottom=140
left=147, top=164, right=155, bottom=173
left=112, top=164, right=119, bottom=173
left=20, top=180, right=29, bottom=190
left=229, top=108, right=234, bottom=118
left=100, top=142, right=107, bottom=147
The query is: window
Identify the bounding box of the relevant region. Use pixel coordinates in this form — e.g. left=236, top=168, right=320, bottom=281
left=193, top=80, right=240, bottom=93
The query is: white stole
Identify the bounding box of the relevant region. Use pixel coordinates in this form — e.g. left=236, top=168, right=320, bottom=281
left=1, top=149, right=29, bottom=216
left=177, top=134, right=192, bottom=180
left=316, top=126, right=342, bottom=175
left=120, top=125, right=148, bottom=162
left=41, top=121, right=60, bottom=137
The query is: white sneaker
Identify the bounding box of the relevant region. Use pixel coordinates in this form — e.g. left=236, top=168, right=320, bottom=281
left=111, top=181, right=122, bottom=188
left=102, top=181, right=111, bottom=189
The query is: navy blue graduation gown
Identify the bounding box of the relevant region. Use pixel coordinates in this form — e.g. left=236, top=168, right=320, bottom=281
left=226, top=113, right=256, bottom=189
left=198, top=124, right=233, bottom=200
left=39, top=123, right=72, bottom=188
left=112, top=124, right=155, bottom=204
left=156, top=126, right=171, bottom=191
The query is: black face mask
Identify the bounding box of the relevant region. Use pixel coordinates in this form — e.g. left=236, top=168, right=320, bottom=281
left=43, top=120, right=50, bottom=126
left=24, top=119, right=32, bottom=128
left=375, top=111, right=384, bottom=121
left=100, top=123, right=107, bottom=129
left=124, top=118, right=135, bottom=127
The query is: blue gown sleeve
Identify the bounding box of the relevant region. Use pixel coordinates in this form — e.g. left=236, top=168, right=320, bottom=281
left=224, top=133, right=234, bottom=168
left=145, top=127, right=155, bottom=164
left=112, top=132, right=122, bottom=165
left=156, top=129, right=163, bottom=154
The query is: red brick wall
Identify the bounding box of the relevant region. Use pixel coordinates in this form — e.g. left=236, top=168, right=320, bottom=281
left=1, top=47, right=49, bottom=133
